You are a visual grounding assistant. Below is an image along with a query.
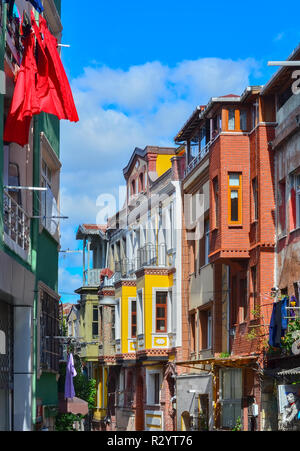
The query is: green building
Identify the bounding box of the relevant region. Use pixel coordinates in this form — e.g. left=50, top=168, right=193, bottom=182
left=0, top=0, right=63, bottom=431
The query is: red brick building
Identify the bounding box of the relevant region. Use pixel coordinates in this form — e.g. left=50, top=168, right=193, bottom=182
left=175, top=88, right=277, bottom=430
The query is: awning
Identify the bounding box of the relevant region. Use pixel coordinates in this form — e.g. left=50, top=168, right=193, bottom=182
left=277, top=367, right=300, bottom=376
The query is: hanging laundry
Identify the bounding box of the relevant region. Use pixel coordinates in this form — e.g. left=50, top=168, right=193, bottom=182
left=20, top=10, right=32, bottom=37
left=290, top=296, right=298, bottom=319
left=64, top=353, right=77, bottom=399
left=31, top=12, right=79, bottom=122
left=269, top=297, right=289, bottom=348
left=4, top=13, right=79, bottom=146
left=25, top=0, right=44, bottom=13
left=3, top=32, right=40, bottom=146
left=31, top=13, right=66, bottom=120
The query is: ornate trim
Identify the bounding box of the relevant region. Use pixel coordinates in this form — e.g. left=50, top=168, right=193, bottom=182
left=135, top=267, right=176, bottom=279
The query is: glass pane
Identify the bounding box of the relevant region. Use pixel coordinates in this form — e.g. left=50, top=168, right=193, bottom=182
left=156, top=320, right=166, bottom=331
left=229, top=174, right=240, bottom=186
left=132, top=325, right=136, bottom=337
left=93, top=307, right=98, bottom=321
left=156, top=292, right=167, bottom=304
left=222, top=370, right=232, bottom=400
left=92, top=323, right=98, bottom=336
left=132, top=301, right=136, bottom=312
left=240, top=110, right=247, bottom=130
left=231, top=190, right=239, bottom=222
left=233, top=369, right=242, bottom=399
left=228, top=109, right=235, bottom=130
left=156, top=307, right=166, bottom=319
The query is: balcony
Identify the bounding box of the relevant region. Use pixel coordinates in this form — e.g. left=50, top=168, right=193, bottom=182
left=3, top=191, right=31, bottom=262
left=137, top=243, right=167, bottom=269
left=114, top=259, right=137, bottom=282
left=83, top=268, right=102, bottom=287
left=184, top=141, right=211, bottom=178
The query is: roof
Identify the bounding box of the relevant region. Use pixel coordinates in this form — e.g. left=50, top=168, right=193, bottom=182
left=76, top=224, right=107, bottom=240
left=123, top=145, right=177, bottom=178
left=174, top=94, right=242, bottom=143
left=261, top=43, right=300, bottom=95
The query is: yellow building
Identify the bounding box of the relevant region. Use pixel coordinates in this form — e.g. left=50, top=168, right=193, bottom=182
left=97, top=145, right=183, bottom=431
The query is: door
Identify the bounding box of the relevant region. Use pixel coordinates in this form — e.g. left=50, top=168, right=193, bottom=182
left=0, top=301, right=13, bottom=431
left=135, top=376, right=144, bottom=431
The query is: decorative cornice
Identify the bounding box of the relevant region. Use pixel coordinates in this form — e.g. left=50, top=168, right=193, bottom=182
left=115, top=279, right=137, bottom=290
left=135, top=266, right=176, bottom=279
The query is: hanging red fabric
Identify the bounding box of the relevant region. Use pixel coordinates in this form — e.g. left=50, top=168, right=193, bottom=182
left=4, top=14, right=79, bottom=147
left=3, top=32, right=40, bottom=146
left=31, top=12, right=79, bottom=122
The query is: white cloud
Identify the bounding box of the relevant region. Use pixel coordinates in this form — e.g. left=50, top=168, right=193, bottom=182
left=59, top=56, right=260, bottom=298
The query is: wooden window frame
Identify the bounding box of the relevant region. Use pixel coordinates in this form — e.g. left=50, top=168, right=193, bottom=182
left=131, top=299, right=137, bottom=338
left=228, top=173, right=242, bottom=225
left=155, top=291, right=167, bottom=333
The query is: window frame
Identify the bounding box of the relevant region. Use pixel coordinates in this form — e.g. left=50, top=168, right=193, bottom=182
left=92, top=305, right=99, bottom=338
left=228, top=173, right=242, bottom=225
left=146, top=369, right=162, bottom=406
left=155, top=291, right=168, bottom=333
left=252, top=177, right=259, bottom=222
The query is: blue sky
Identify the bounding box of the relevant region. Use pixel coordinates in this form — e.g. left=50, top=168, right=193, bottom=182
left=58, top=0, right=300, bottom=303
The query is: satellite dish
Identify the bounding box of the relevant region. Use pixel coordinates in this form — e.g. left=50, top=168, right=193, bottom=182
left=292, top=339, right=300, bottom=355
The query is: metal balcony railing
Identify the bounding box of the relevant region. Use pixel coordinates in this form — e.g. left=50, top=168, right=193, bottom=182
left=84, top=268, right=102, bottom=287
left=184, top=141, right=211, bottom=178
left=114, top=259, right=137, bottom=281
left=137, top=243, right=167, bottom=269
left=3, top=191, right=31, bottom=254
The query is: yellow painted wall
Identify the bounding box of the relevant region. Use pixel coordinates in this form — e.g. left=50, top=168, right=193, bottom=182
left=138, top=273, right=173, bottom=350
left=79, top=294, right=99, bottom=361
left=156, top=154, right=173, bottom=178
left=116, top=285, right=137, bottom=354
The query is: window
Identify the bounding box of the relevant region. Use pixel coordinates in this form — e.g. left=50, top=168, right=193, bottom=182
left=139, top=172, right=144, bottom=192
left=278, top=179, right=286, bottom=234
left=190, top=313, right=196, bottom=353
left=228, top=173, right=242, bottom=225
left=204, top=219, right=210, bottom=266
left=147, top=371, right=161, bottom=405
left=239, top=109, right=247, bottom=131
left=296, top=174, right=300, bottom=229
left=131, top=300, right=137, bottom=338
left=228, top=109, right=235, bottom=130
left=92, top=305, right=99, bottom=337
left=207, top=310, right=212, bottom=349
left=111, top=308, right=115, bottom=342
left=251, top=266, right=258, bottom=317
left=252, top=177, right=258, bottom=221
left=290, top=173, right=300, bottom=230
left=213, top=177, right=219, bottom=228
left=137, top=291, right=144, bottom=336
left=156, top=292, right=167, bottom=333
left=240, top=277, right=248, bottom=322
left=220, top=369, right=242, bottom=429
left=199, top=309, right=212, bottom=350
left=40, top=290, right=61, bottom=372
left=131, top=179, right=136, bottom=196
left=41, top=159, right=58, bottom=235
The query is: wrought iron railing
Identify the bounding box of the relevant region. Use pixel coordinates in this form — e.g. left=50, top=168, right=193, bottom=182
left=3, top=190, right=31, bottom=254
left=137, top=243, right=167, bottom=269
